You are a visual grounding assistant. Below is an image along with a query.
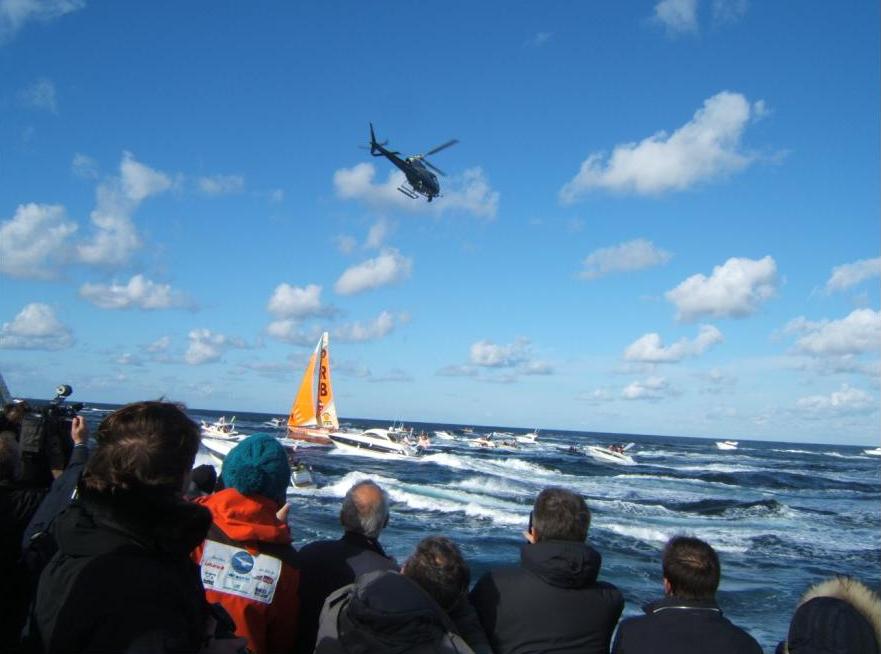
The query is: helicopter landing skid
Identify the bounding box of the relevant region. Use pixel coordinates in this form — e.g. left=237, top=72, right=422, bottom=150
left=397, top=185, right=420, bottom=199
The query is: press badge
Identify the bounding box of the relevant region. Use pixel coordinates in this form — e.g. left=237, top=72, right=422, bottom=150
left=200, top=540, right=282, bottom=604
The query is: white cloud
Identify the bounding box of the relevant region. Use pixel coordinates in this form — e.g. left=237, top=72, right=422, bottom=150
left=0, top=303, right=73, bottom=350
left=72, top=153, right=99, bottom=179
left=788, top=309, right=880, bottom=357
left=146, top=335, right=171, bottom=353
left=266, top=320, right=322, bottom=347
left=0, top=0, right=84, bottom=44
left=666, top=255, right=777, bottom=321
left=198, top=174, right=245, bottom=195
left=560, top=91, right=763, bottom=201
left=711, top=0, right=749, bottom=26
left=470, top=338, right=529, bottom=367
left=371, top=368, right=413, bottom=383
left=77, top=152, right=172, bottom=266
left=334, top=249, right=412, bottom=295
left=333, top=163, right=498, bottom=219
left=114, top=353, right=143, bottom=366
left=185, top=328, right=247, bottom=365
left=653, top=0, right=698, bottom=35
left=267, top=283, right=326, bottom=319
left=79, top=274, right=189, bottom=310
left=436, top=364, right=478, bottom=377
left=17, top=77, right=57, bottom=112
left=579, top=238, right=672, bottom=280
left=335, top=235, right=357, bottom=254
left=333, top=311, right=397, bottom=343
left=464, top=337, right=554, bottom=378
left=529, top=32, right=553, bottom=47
left=824, top=257, right=881, bottom=293
left=622, top=376, right=674, bottom=400
left=796, top=384, right=876, bottom=416
left=365, top=219, right=390, bottom=250
left=0, top=203, right=77, bottom=279
left=624, top=324, right=723, bottom=363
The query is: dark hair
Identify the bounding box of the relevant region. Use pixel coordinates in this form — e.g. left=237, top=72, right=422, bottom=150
left=662, top=536, right=720, bottom=600
left=403, top=536, right=470, bottom=611
left=531, top=487, right=591, bottom=542
left=2, top=401, right=30, bottom=428
left=82, top=401, right=200, bottom=496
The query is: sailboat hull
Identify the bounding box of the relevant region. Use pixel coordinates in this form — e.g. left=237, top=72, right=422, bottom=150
left=286, top=426, right=334, bottom=445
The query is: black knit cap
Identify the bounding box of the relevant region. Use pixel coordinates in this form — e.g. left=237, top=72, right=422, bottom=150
left=786, top=596, right=879, bottom=654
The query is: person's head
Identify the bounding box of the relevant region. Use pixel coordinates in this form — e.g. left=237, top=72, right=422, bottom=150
left=340, top=479, right=389, bottom=539
left=403, top=536, right=470, bottom=611
left=780, top=577, right=880, bottom=654
left=529, top=486, right=591, bottom=543
left=662, top=536, right=720, bottom=600
left=187, top=463, right=218, bottom=497
left=82, top=400, right=200, bottom=496
left=221, top=433, right=290, bottom=506
left=0, top=433, right=22, bottom=482
left=0, top=401, right=29, bottom=432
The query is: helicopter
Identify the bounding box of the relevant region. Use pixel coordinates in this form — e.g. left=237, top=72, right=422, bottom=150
left=365, top=123, right=458, bottom=202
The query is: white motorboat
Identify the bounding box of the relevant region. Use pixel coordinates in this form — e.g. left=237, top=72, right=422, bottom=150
left=201, top=416, right=241, bottom=439
left=290, top=462, right=315, bottom=488
left=517, top=429, right=540, bottom=444
left=469, top=436, right=497, bottom=449
left=200, top=435, right=241, bottom=462
left=263, top=417, right=285, bottom=429
left=716, top=440, right=739, bottom=451
left=863, top=447, right=881, bottom=457
left=329, top=428, right=418, bottom=457
left=585, top=443, right=636, bottom=466
left=433, top=430, right=456, bottom=440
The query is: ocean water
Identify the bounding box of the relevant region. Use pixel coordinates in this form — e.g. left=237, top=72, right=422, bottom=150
left=88, top=406, right=881, bottom=653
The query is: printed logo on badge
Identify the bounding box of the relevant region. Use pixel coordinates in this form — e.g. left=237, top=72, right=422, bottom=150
left=231, top=550, right=254, bottom=574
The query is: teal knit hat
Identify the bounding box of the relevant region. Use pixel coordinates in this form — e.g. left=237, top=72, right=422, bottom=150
left=221, top=433, right=290, bottom=505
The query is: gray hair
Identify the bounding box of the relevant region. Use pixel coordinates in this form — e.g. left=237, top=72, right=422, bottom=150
left=340, top=479, right=389, bottom=539
left=0, top=434, right=22, bottom=483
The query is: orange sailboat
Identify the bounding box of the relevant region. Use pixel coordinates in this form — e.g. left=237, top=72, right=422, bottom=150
left=286, top=331, right=339, bottom=444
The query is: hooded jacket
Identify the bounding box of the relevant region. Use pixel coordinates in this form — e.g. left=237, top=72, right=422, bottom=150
left=469, top=540, right=623, bottom=654
left=776, top=577, right=881, bottom=654
left=192, top=487, right=300, bottom=654
left=296, top=531, right=399, bottom=654
left=31, top=488, right=212, bottom=654
left=611, top=595, right=762, bottom=654
left=314, top=569, right=475, bottom=654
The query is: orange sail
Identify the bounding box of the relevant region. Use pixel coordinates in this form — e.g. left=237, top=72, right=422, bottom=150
left=316, top=332, right=339, bottom=429
left=287, top=340, right=319, bottom=429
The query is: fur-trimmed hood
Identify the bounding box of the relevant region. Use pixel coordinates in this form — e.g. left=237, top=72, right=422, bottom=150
left=779, top=576, right=881, bottom=654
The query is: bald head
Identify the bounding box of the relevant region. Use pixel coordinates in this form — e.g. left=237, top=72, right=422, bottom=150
left=340, top=480, right=389, bottom=539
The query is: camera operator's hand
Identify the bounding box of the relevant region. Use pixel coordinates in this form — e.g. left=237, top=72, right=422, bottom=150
left=70, top=415, right=88, bottom=446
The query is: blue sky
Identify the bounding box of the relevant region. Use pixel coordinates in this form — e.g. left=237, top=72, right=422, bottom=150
left=1, top=1, right=878, bottom=445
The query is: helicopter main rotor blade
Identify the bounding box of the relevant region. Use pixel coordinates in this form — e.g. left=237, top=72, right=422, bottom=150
left=423, top=160, right=446, bottom=176
left=424, top=139, right=459, bottom=157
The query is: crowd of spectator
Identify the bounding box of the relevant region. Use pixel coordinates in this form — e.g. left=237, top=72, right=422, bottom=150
left=1, top=400, right=878, bottom=654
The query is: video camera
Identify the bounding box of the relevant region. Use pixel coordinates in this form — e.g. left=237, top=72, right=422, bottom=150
left=19, top=384, right=83, bottom=485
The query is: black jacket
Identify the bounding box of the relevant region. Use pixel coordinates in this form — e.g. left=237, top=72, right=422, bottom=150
left=296, top=531, right=399, bottom=654
left=30, top=488, right=213, bottom=654
left=314, top=570, right=475, bottom=654
left=611, top=596, right=762, bottom=654
left=0, top=480, right=46, bottom=652
left=469, top=540, right=623, bottom=654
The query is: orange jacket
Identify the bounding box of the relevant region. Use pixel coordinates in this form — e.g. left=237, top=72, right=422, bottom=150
left=192, top=488, right=299, bottom=654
